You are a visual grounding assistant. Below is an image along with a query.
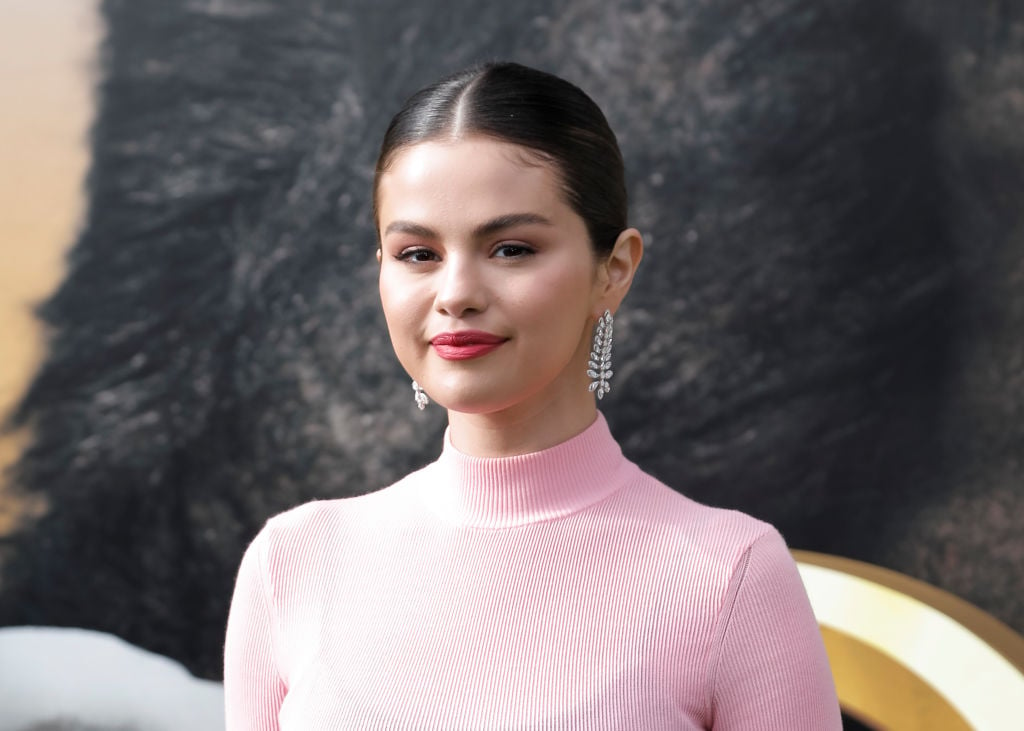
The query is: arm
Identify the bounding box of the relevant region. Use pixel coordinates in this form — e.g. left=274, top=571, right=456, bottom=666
left=708, top=529, right=841, bottom=730
left=224, top=529, right=287, bottom=731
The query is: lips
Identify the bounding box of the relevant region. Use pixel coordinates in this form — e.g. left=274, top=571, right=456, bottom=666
left=430, top=330, right=508, bottom=360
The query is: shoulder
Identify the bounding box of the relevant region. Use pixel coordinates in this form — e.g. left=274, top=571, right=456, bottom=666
left=620, top=467, right=783, bottom=574
left=250, top=467, right=429, bottom=566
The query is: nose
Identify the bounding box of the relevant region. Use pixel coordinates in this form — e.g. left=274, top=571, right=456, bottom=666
left=435, top=253, right=487, bottom=318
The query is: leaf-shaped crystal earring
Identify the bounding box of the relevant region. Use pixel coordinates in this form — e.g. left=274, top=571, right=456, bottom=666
left=412, top=380, right=429, bottom=410
left=587, top=310, right=614, bottom=399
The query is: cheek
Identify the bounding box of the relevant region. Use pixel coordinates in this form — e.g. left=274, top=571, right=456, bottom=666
left=507, top=261, right=596, bottom=325
left=378, top=274, right=420, bottom=343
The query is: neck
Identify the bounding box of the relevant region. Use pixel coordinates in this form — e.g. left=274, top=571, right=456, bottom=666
left=430, top=409, right=631, bottom=528
left=447, top=398, right=598, bottom=458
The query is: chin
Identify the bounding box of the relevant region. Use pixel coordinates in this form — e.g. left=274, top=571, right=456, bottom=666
left=428, top=382, right=526, bottom=416
left=435, top=394, right=517, bottom=416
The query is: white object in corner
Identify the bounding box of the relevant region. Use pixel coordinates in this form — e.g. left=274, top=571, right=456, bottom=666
left=0, top=626, right=225, bottom=731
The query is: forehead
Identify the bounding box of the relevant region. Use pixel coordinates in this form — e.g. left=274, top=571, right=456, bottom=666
left=376, top=138, right=570, bottom=228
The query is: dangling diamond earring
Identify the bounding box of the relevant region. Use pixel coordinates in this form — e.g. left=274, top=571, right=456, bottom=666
left=587, top=310, right=614, bottom=399
left=412, top=380, right=429, bottom=410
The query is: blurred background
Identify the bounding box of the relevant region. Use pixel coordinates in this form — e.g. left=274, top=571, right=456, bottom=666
left=1, top=0, right=1022, bottom=728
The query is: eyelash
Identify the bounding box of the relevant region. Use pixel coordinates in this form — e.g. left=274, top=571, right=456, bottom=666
left=395, top=247, right=438, bottom=263
left=493, top=242, right=534, bottom=258
left=394, top=243, right=535, bottom=262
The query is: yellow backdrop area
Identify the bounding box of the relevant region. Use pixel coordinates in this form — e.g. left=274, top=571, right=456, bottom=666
left=0, top=0, right=99, bottom=533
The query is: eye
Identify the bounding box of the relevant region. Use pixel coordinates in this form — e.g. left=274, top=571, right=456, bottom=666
left=493, top=242, right=534, bottom=259
left=396, top=247, right=440, bottom=263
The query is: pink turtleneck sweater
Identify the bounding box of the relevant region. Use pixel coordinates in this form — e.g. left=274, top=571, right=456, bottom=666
left=224, top=413, right=840, bottom=730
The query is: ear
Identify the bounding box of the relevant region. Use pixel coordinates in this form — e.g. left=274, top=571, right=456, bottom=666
left=595, top=227, right=644, bottom=314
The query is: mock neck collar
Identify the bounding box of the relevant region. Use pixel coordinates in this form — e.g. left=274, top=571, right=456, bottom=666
left=425, top=412, right=632, bottom=529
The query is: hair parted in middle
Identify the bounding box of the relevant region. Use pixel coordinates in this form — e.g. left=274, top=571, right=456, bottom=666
left=373, top=61, right=628, bottom=257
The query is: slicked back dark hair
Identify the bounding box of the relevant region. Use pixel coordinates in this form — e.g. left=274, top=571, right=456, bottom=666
left=374, top=61, right=628, bottom=256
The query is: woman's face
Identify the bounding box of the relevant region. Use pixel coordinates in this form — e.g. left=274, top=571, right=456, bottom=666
left=376, top=137, right=607, bottom=416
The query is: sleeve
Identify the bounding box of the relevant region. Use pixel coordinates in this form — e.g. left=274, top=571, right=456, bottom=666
left=707, top=529, right=842, bottom=730
left=224, top=528, right=287, bottom=731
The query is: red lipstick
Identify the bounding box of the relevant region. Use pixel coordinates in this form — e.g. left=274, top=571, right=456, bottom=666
left=430, top=331, right=508, bottom=360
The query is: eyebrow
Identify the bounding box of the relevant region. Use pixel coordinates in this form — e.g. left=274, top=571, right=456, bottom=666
left=383, top=212, right=554, bottom=239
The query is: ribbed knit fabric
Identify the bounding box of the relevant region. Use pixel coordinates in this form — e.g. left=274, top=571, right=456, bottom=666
left=224, top=413, right=841, bottom=730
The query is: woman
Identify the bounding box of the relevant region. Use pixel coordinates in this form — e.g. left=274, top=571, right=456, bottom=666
left=224, top=61, right=841, bottom=730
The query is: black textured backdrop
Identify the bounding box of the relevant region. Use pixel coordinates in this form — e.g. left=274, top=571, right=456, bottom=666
left=1, top=0, right=1022, bottom=681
